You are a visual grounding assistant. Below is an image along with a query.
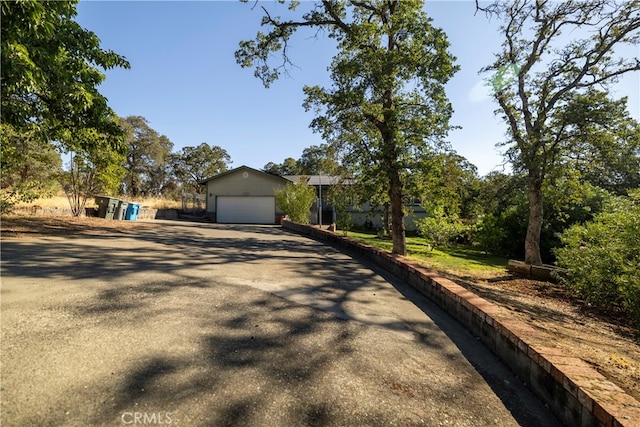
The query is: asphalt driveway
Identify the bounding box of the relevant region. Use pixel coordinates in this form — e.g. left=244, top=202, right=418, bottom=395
left=1, top=221, right=559, bottom=426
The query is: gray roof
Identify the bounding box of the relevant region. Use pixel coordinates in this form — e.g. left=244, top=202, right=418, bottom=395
left=283, top=175, right=342, bottom=186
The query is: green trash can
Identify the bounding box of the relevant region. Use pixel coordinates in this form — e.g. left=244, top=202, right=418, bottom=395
left=114, top=200, right=129, bottom=220
left=95, top=196, right=119, bottom=220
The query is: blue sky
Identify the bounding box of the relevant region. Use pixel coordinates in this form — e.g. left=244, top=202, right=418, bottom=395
left=76, top=1, right=639, bottom=177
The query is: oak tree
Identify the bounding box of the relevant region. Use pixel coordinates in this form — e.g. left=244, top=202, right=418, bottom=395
left=263, top=158, right=303, bottom=176
left=477, top=0, right=640, bottom=264
left=0, top=126, right=62, bottom=212
left=1, top=0, right=129, bottom=209
left=119, top=116, right=174, bottom=198
left=551, top=90, right=640, bottom=196
left=237, top=0, right=458, bottom=255
left=172, top=143, right=232, bottom=193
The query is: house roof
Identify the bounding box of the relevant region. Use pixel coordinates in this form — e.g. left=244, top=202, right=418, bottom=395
left=283, top=175, right=342, bottom=186
left=197, top=165, right=289, bottom=185
left=198, top=166, right=348, bottom=187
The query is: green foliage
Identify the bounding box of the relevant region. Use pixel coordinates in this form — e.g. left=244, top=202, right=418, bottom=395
left=238, top=0, right=459, bottom=255
left=415, top=204, right=466, bottom=250
left=555, top=191, right=640, bottom=325
left=298, top=144, right=343, bottom=175
left=274, top=179, right=317, bottom=224
left=119, top=116, right=174, bottom=197
left=58, top=129, right=126, bottom=216
left=412, top=150, right=479, bottom=220
left=1, top=0, right=130, bottom=149
left=552, top=90, right=640, bottom=195
left=265, top=144, right=342, bottom=176
left=479, top=0, right=640, bottom=264
left=263, top=158, right=302, bottom=176
left=0, top=124, right=62, bottom=212
left=171, top=143, right=231, bottom=193
left=473, top=214, right=508, bottom=256
left=327, top=181, right=355, bottom=236
left=540, top=176, right=613, bottom=257
left=1, top=0, right=129, bottom=211
left=0, top=182, right=47, bottom=214
left=468, top=172, right=615, bottom=262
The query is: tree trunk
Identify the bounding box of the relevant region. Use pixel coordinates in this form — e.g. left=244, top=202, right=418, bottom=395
left=383, top=202, right=390, bottom=235
left=525, top=173, right=544, bottom=265
left=388, top=168, right=407, bottom=256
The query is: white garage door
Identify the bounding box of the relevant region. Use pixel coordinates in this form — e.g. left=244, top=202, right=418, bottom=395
left=217, top=196, right=276, bottom=224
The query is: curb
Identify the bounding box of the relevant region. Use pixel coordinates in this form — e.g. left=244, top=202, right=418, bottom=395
left=282, top=221, right=640, bottom=427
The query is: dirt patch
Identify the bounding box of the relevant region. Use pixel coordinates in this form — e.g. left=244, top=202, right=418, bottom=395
left=444, top=273, right=640, bottom=401
left=0, top=214, right=158, bottom=238
left=2, top=214, right=638, bottom=402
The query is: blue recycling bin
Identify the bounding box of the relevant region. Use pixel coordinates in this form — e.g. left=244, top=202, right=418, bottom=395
left=125, top=203, right=141, bottom=221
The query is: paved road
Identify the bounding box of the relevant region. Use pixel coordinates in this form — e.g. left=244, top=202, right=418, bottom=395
left=1, top=221, right=559, bottom=426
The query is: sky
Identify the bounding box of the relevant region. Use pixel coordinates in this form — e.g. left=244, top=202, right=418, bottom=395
left=75, top=0, right=639, bottom=177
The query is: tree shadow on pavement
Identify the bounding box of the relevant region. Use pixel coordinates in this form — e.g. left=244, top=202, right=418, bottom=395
left=1, top=221, right=560, bottom=426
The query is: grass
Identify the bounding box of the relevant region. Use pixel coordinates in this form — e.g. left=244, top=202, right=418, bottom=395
left=345, top=230, right=508, bottom=280
left=14, top=194, right=182, bottom=210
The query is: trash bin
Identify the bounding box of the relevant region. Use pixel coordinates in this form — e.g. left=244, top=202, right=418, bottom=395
left=95, top=196, right=119, bottom=220
left=84, top=207, right=97, bottom=217
left=114, top=200, right=129, bottom=220
left=125, top=203, right=141, bottom=221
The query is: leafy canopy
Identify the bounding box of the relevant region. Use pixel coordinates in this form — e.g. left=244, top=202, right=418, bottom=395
left=118, top=116, right=174, bottom=198
left=172, top=143, right=232, bottom=193
left=1, top=0, right=130, bottom=149
left=477, top=0, right=640, bottom=264
left=59, top=129, right=126, bottom=216
left=238, top=0, right=458, bottom=254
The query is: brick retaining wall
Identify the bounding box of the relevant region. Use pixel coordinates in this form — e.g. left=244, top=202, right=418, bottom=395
left=282, top=220, right=640, bottom=427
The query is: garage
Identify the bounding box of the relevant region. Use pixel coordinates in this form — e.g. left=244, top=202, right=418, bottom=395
left=217, top=196, right=276, bottom=224
left=199, top=166, right=288, bottom=224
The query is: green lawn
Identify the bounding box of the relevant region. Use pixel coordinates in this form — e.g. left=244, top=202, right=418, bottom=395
left=346, top=230, right=508, bottom=280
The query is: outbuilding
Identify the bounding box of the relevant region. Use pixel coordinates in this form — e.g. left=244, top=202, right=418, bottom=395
left=198, top=165, right=289, bottom=224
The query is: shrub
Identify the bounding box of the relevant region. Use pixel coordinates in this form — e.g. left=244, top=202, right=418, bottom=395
left=274, top=178, right=317, bottom=224
left=555, top=190, right=640, bottom=325
left=327, top=184, right=353, bottom=236
left=473, top=213, right=508, bottom=256
left=416, top=205, right=466, bottom=249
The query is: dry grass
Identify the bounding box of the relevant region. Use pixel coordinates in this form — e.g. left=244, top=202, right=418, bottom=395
left=15, top=194, right=182, bottom=210
left=15, top=195, right=72, bottom=208
left=132, top=197, right=182, bottom=210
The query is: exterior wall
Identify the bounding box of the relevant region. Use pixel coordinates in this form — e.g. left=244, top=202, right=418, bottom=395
left=204, top=168, right=287, bottom=217
left=347, top=202, right=428, bottom=232
left=203, top=168, right=428, bottom=229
